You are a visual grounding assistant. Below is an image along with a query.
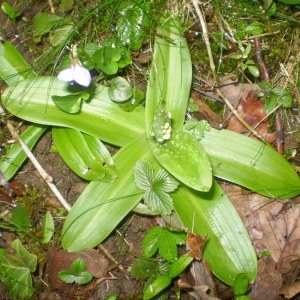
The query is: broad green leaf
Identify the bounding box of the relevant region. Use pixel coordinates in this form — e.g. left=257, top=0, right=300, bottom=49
left=145, top=18, right=192, bottom=134
left=52, top=128, right=117, bottom=181
left=173, top=181, right=257, bottom=286
left=278, top=0, right=300, bottom=4
left=200, top=128, right=300, bottom=199
left=32, top=13, right=63, bottom=36
left=108, top=76, right=132, bottom=102
left=143, top=275, right=171, bottom=300
left=40, top=211, right=54, bottom=244
left=52, top=93, right=83, bottom=113
left=2, top=77, right=145, bottom=146
left=151, top=131, right=212, bottom=192
left=10, top=206, right=31, bottom=232
left=61, top=134, right=158, bottom=251
left=0, top=38, right=35, bottom=85
left=92, top=46, right=121, bottom=75
left=0, top=125, right=46, bottom=182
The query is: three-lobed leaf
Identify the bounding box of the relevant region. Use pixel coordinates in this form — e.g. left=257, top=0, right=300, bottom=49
left=134, top=160, right=179, bottom=215
left=142, top=226, right=186, bottom=262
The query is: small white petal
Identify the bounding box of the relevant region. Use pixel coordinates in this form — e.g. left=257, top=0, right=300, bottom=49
left=73, top=64, right=91, bottom=87
left=57, top=67, right=75, bottom=82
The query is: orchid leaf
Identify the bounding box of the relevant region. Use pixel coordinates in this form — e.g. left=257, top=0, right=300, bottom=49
left=200, top=128, right=300, bottom=199
left=145, top=18, right=192, bottom=134
left=0, top=38, right=35, bottom=85
left=52, top=127, right=117, bottom=181
left=61, top=134, right=158, bottom=251
left=173, top=180, right=257, bottom=286
left=2, top=77, right=145, bottom=146
left=151, top=130, right=212, bottom=192
left=0, top=125, right=46, bottom=182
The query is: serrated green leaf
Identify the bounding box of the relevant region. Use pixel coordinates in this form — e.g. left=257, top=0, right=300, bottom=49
left=116, top=2, right=151, bottom=50
left=74, top=271, right=93, bottom=284
left=58, top=271, right=76, bottom=283
left=142, top=227, right=185, bottom=262
left=129, top=258, right=159, bottom=279
left=108, top=76, right=132, bottom=102
left=134, top=160, right=155, bottom=190
left=40, top=211, right=54, bottom=244
left=145, top=189, right=173, bottom=215
left=151, top=131, right=212, bottom=192
left=71, top=258, right=86, bottom=274
left=2, top=77, right=145, bottom=146
left=134, top=160, right=178, bottom=215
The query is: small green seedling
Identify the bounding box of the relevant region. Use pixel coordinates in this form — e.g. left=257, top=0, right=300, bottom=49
left=58, top=257, right=93, bottom=285
left=257, top=81, right=293, bottom=113
left=1, top=2, right=21, bottom=24
left=130, top=226, right=193, bottom=299
left=233, top=273, right=251, bottom=300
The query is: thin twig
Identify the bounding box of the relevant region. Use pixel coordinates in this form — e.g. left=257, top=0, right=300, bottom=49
left=6, top=121, right=71, bottom=211
left=192, top=0, right=268, bottom=143
left=191, top=0, right=216, bottom=80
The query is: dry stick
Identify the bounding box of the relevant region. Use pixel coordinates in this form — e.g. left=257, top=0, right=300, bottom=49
left=6, top=121, right=72, bottom=211
left=7, top=122, right=130, bottom=278
left=191, top=0, right=268, bottom=143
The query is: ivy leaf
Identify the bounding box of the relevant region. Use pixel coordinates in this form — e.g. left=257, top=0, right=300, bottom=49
left=142, top=226, right=186, bottom=262
left=134, top=160, right=179, bottom=215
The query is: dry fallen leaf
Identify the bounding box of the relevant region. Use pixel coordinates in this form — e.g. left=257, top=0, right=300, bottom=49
left=187, top=232, right=207, bottom=261
left=48, top=247, right=109, bottom=291
left=226, top=91, right=276, bottom=143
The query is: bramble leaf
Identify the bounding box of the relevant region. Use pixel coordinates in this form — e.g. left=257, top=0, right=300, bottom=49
left=134, top=160, right=179, bottom=215
left=142, top=226, right=186, bottom=262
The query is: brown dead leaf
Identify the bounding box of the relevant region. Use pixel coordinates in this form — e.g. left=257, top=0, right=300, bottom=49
left=191, top=92, right=224, bottom=129
left=223, top=183, right=300, bottom=299
left=48, top=247, right=109, bottom=291
left=187, top=232, right=207, bottom=261
left=279, top=280, right=300, bottom=299
left=226, top=91, right=276, bottom=143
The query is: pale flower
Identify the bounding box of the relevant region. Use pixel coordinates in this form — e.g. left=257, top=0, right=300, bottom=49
left=57, top=62, right=91, bottom=87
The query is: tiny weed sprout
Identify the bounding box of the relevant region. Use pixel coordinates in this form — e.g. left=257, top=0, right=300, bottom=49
left=57, top=45, right=91, bottom=87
